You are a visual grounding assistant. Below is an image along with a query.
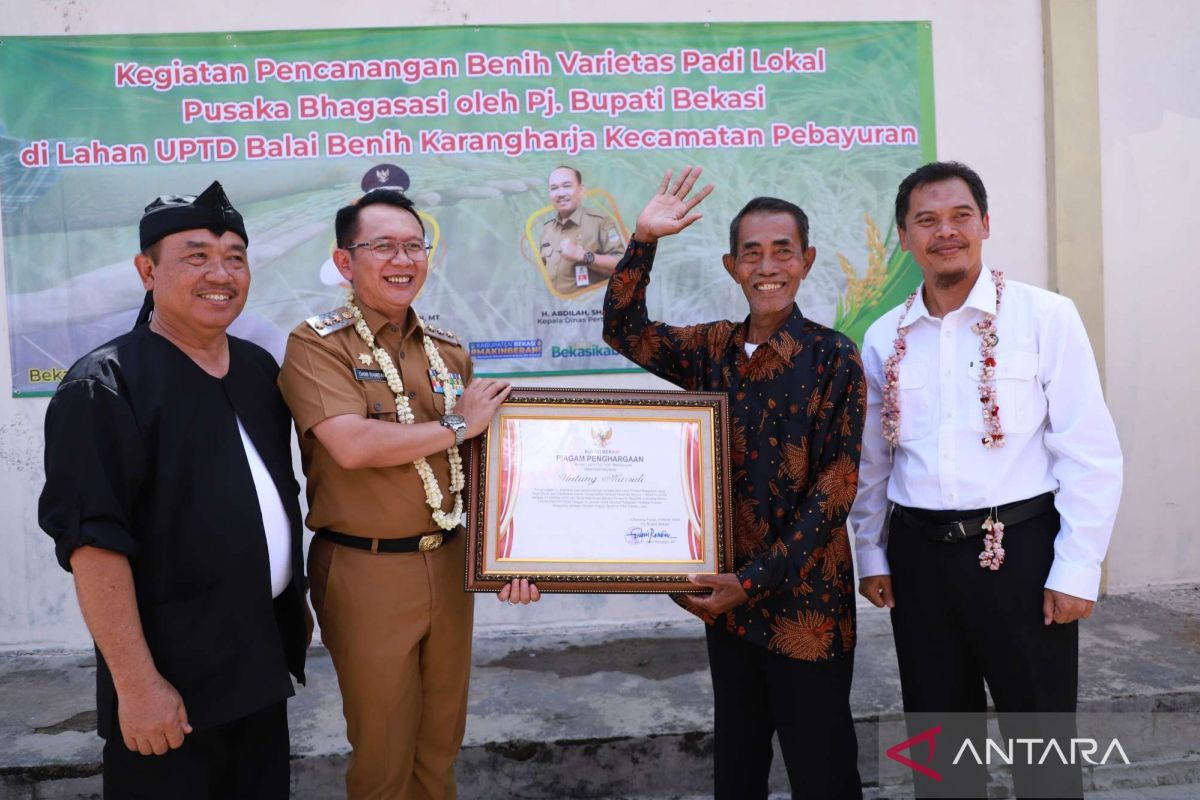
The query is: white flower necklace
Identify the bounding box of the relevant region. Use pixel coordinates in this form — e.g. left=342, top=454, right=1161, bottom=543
left=881, top=269, right=1006, bottom=450
left=345, top=290, right=464, bottom=531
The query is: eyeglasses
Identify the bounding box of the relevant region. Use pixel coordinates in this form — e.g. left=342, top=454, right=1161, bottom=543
left=344, top=238, right=431, bottom=262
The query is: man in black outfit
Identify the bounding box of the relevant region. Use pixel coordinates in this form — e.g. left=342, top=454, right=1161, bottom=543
left=39, top=182, right=308, bottom=799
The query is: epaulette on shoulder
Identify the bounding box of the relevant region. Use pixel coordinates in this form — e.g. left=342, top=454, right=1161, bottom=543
left=304, top=306, right=356, bottom=337
left=421, top=321, right=461, bottom=346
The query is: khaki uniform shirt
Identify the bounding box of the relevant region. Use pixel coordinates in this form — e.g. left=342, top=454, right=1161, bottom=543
left=539, top=206, right=625, bottom=294
left=278, top=303, right=472, bottom=539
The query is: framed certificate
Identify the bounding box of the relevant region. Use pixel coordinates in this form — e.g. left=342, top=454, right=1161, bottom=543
left=465, top=388, right=733, bottom=593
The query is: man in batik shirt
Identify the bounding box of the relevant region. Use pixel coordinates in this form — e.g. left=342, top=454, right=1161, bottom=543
left=603, top=167, right=866, bottom=800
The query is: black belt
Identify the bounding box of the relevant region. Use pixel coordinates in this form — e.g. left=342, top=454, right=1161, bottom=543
left=316, top=526, right=457, bottom=553
left=891, top=492, right=1056, bottom=543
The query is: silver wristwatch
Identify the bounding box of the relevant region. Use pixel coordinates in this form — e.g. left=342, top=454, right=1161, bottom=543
left=439, top=412, right=468, bottom=446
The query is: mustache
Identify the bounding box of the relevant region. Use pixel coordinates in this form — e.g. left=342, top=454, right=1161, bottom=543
left=195, top=284, right=239, bottom=296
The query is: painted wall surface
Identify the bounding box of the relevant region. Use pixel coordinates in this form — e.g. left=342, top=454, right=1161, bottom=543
left=1097, top=0, right=1200, bottom=591
left=0, top=0, right=1049, bottom=649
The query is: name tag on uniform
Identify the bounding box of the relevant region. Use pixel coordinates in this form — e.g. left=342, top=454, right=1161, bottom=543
left=354, top=368, right=386, bottom=382
left=575, top=264, right=591, bottom=287
left=430, top=369, right=465, bottom=395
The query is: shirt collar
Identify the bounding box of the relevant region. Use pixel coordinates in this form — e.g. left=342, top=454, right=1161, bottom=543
left=735, top=303, right=806, bottom=355
left=963, top=263, right=999, bottom=315
left=552, top=206, right=586, bottom=229
left=905, top=264, right=997, bottom=326
left=356, top=301, right=420, bottom=339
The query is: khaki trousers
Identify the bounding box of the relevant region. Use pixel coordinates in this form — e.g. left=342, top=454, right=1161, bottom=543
left=309, top=533, right=474, bottom=800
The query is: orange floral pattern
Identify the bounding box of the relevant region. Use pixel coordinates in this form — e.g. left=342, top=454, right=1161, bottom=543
left=781, top=440, right=811, bottom=493
left=608, top=268, right=643, bottom=309
left=823, top=526, right=852, bottom=582
left=734, top=496, right=770, bottom=558
left=769, top=610, right=835, bottom=660
left=816, top=454, right=859, bottom=520
left=603, top=239, right=865, bottom=660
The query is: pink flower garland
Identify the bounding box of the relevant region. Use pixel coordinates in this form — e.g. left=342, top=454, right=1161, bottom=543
left=881, top=271, right=1009, bottom=570
left=880, top=270, right=1007, bottom=450
left=979, top=514, right=1006, bottom=570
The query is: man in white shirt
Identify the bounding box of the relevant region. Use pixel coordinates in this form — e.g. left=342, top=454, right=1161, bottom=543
left=850, top=161, right=1122, bottom=798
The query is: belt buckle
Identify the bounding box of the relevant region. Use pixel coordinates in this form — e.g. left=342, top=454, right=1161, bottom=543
left=943, top=521, right=967, bottom=543
left=418, top=533, right=443, bottom=552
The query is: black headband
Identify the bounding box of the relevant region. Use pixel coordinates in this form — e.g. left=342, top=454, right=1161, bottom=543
left=138, top=180, right=248, bottom=252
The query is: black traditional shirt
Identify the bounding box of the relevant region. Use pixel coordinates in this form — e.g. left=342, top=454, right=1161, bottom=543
left=39, top=326, right=308, bottom=737
left=603, top=240, right=867, bottom=660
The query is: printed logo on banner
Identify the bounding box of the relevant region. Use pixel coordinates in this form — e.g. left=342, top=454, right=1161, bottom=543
left=550, top=345, right=619, bottom=358
left=468, top=339, right=543, bottom=360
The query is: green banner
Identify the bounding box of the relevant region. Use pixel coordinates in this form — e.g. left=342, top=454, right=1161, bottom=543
left=0, top=22, right=934, bottom=396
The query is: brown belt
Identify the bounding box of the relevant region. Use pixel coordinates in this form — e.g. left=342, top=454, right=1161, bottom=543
left=891, top=492, right=1057, bottom=543
left=316, top=526, right=457, bottom=554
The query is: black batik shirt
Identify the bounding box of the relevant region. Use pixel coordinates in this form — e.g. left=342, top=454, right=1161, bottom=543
left=603, top=240, right=867, bottom=660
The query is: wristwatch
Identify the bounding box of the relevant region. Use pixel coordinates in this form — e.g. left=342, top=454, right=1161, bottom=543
left=582, top=250, right=595, bottom=266
left=439, top=412, right=468, bottom=446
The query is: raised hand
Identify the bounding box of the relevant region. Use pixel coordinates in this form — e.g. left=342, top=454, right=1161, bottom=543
left=633, top=166, right=715, bottom=245
left=558, top=237, right=586, bottom=264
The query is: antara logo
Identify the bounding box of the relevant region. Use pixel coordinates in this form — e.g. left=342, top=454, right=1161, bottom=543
left=952, top=737, right=1130, bottom=766
left=885, top=723, right=1131, bottom=781
left=886, top=724, right=943, bottom=782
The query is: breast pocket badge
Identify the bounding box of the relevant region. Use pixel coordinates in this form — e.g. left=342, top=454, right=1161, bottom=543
left=430, top=369, right=465, bottom=395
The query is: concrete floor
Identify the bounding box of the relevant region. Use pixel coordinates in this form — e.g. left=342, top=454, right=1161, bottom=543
left=1, top=584, right=1199, bottom=798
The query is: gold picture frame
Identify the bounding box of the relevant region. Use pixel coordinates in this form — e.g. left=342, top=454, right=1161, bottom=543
left=465, top=387, right=733, bottom=593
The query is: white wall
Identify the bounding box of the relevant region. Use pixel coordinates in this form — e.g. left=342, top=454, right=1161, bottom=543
left=0, top=1, right=1050, bottom=648
left=1097, top=0, right=1200, bottom=591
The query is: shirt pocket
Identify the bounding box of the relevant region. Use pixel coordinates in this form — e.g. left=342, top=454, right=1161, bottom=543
left=363, top=381, right=398, bottom=422
left=965, top=350, right=1045, bottom=435
left=898, top=360, right=933, bottom=441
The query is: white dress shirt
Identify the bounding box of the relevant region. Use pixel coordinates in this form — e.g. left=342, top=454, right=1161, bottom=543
left=236, top=417, right=293, bottom=598
left=849, top=266, right=1123, bottom=601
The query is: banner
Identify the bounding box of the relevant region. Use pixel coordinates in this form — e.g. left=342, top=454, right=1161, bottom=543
left=0, top=22, right=934, bottom=396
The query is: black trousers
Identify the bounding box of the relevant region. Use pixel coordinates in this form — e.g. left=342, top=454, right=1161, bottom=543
left=706, top=625, right=862, bottom=800
left=102, top=699, right=289, bottom=800
left=888, top=502, right=1081, bottom=799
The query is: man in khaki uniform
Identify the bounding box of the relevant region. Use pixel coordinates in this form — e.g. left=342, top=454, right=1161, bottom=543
left=279, top=189, right=536, bottom=799
left=539, top=165, right=625, bottom=295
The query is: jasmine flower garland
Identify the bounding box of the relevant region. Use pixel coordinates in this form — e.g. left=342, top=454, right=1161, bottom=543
left=346, top=290, right=464, bottom=531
